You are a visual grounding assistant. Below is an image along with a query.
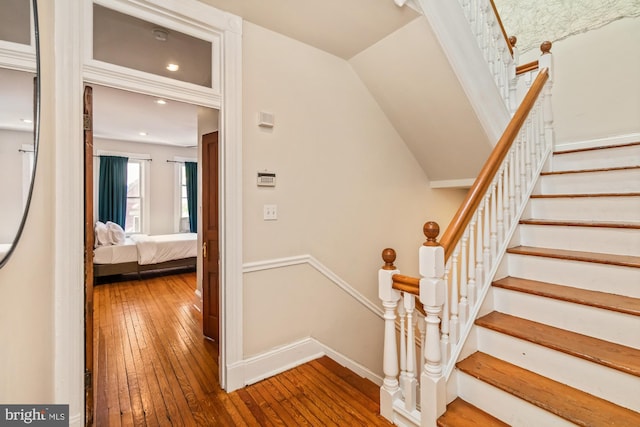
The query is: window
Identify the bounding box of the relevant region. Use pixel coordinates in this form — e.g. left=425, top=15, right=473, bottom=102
left=179, top=164, right=189, bottom=232
left=125, top=160, right=143, bottom=233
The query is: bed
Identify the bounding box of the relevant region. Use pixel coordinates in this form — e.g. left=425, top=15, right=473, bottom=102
left=93, top=233, right=197, bottom=277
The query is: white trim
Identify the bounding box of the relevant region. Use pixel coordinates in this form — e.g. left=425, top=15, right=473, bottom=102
left=554, top=132, right=640, bottom=152
left=430, top=178, right=475, bottom=189
left=193, top=288, right=203, bottom=312
left=417, top=0, right=510, bottom=144
left=53, top=0, right=85, bottom=424
left=239, top=337, right=383, bottom=388
left=243, top=255, right=384, bottom=319
left=52, top=1, right=243, bottom=424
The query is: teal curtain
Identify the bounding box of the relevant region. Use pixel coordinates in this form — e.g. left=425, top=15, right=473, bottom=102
left=98, top=155, right=128, bottom=228
left=185, top=162, right=198, bottom=233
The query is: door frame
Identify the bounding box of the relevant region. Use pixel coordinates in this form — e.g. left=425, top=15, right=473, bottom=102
left=52, top=1, right=244, bottom=424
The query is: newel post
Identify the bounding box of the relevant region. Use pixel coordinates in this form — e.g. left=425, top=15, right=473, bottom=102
left=379, top=248, right=401, bottom=420
left=419, top=222, right=447, bottom=426
left=539, top=41, right=555, bottom=151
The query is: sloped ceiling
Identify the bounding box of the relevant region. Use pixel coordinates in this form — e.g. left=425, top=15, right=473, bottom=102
left=350, top=17, right=492, bottom=182
left=197, top=0, right=420, bottom=59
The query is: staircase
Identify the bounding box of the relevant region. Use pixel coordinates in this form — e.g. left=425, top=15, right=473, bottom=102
left=440, top=142, right=640, bottom=426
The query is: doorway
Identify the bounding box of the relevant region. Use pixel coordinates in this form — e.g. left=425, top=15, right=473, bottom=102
left=83, top=83, right=221, bottom=422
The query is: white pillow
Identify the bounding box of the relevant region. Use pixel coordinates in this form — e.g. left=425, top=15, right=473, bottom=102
left=106, top=221, right=126, bottom=245
left=95, top=221, right=109, bottom=247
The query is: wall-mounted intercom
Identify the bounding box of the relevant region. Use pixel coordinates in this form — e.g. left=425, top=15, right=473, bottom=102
left=257, top=171, right=276, bottom=187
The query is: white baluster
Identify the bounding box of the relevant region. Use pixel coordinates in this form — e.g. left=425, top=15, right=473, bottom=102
left=496, top=172, right=504, bottom=245
left=417, top=314, right=426, bottom=378
left=519, top=134, right=527, bottom=204
left=450, top=245, right=460, bottom=345
left=459, top=231, right=469, bottom=325
left=441, top=262, right=450, bottom=366
left=483, top=195, right=491, bottom=283
left=403, top=293, right=418, bottom=411
left=490, top=185, right=498, bottom=263
left=476, top=204, right=485, bottom=290
left=502, top=162, right=510, bottom=233
left=508, top=149, right=517, bottom=227
left=398, top=301, right=407, bottom=393
left=468, top=214, right=477, bottom=305
left=378, top=249, right=401, bottom=420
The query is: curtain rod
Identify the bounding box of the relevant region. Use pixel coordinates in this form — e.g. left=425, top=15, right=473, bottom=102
left=166, top=160, right=197, bottom=164
left=19, top=149, right=34, bottom=153
left=93, top=155, right=152, bottom=161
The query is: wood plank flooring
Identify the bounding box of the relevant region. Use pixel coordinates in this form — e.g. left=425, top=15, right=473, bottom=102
left=93, top=272, right=391, bottom=426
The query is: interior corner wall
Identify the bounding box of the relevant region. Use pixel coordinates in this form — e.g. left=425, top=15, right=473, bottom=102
left=521, top=17, right=640, bottom=143
left=241, top=22, right=467, bottom=375
left=0, top=2, right=55, bottom=403
left=93, top=138, right=197, bottom=235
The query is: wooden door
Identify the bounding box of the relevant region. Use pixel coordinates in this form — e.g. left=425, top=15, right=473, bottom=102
left=83, top=85, right=95, bottom=426
left=202, top=131, right=219, bottom=341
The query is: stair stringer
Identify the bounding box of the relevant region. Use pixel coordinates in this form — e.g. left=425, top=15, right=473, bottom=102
left=442, top=148, right=554, bottom=401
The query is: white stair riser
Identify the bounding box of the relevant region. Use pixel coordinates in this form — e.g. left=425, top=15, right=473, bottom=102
left=539, top=169, right=640, bottom=194
left=476, top=327, right=640, bottom=412
left=506, top=254, right=640, bottom=298
left=456, top=371, right=574, bottom=427
left=527, top=196, right=640, bottom=222
left=551, top=146, right=640, bottom=171
left=517, top=224, right=640, bottom=256
left=491, top=287, right=639, bottom=348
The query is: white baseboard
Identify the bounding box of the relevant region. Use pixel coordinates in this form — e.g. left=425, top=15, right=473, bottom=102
left=193, top=289, right=202, bottom=312
left=555, top=132, right=640, bottom=151
left=236, top=337, right=383, bottom=389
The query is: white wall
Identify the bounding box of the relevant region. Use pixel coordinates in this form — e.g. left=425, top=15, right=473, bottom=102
left=94, top=138, right=197, bottom=235
left=242, top=22, right=467, bottom=375
left=0, top=130, right=32, bottom=243
left=522, top=18, right=640, bottom=143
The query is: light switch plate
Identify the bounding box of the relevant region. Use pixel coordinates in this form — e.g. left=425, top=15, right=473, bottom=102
left=263, top=204, right=277, bottom=220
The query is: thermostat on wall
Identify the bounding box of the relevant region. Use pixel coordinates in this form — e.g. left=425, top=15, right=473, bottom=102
left=257, top=171, right=276, bottom=187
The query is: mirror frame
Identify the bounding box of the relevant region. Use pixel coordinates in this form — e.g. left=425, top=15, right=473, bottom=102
left=0, top=0, right=40, bottom=268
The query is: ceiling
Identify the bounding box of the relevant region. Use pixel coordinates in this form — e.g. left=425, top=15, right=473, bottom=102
left=1, top=0, right=422, bottom=148
left=197, top=0, right=420, bottom=60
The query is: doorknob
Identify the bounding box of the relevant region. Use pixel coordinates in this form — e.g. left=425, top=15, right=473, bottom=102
left=203, top=242, right=207, bottom=259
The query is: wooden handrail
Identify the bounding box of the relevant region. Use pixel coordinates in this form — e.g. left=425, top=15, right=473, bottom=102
left=516, top=60, right=539, bottom=75
left=489, top=0, right=513, bottom=56
left=392, top=274, right=420, bottom=296
left=439, top=68, right=549, bottom=260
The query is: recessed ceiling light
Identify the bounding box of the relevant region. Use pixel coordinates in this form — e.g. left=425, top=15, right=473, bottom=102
left=166, top=63, right=179, bottom=72
left=21, top=118, right=33, bottom=124
left=139, top=132, right=148, bottom=136
left=155, top=99, right=167, bottom=105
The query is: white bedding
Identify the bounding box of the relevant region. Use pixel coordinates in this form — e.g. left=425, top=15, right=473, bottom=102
left=93, top=238, right=138, bottom=264
left=130, top=233, right=197, bottom=265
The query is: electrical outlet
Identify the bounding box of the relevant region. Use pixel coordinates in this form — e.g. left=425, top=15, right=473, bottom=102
left=263, top=204, right=277, bottom=220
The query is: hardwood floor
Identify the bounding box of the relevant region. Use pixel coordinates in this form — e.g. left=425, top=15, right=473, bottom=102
left=94, top=272, right=391, bottom=426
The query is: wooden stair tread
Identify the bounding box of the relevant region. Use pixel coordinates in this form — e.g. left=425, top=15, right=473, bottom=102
left=437, top=398, right=508, bottom=427
left=507, top=245, right=640, bottom=268
left=476, top=311, right=640, bottom=376
left=541, top=165, right=640, bottom=176
left=493, top=277, right=640, bottom=316
left=457, top=352, right=640, bottom=426
left=554, top=141, right=640, bottom=155
left=530, top=192, right=640, bottom=198
left=519, top=218, right=640, bottom=229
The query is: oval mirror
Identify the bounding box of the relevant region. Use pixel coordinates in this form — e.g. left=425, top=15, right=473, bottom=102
left=0, top=0, right=40, bottom=268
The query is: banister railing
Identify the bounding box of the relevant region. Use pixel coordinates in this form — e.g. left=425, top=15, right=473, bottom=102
left=379, top=44, right=554, bottom=426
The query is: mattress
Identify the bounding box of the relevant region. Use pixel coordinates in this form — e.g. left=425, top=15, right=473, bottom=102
left=130, top=233, right=197, bottom=265
left=93, top=238, right=138, bottom=264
